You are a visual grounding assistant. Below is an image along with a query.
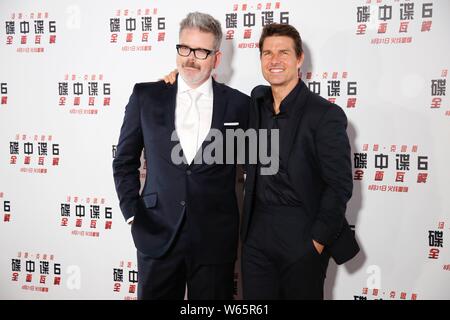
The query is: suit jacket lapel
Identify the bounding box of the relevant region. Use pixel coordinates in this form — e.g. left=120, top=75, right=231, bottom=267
left=163, top=78, right=189, bottom=170
left=245, top=87, right=264, bottom=193
left=210, top=79, right=228, bottom=132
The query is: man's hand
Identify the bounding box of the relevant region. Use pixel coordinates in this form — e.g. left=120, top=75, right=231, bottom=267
left=312, top=239, right=324, bottom=255
left=162, top=69, right=178, bottom=85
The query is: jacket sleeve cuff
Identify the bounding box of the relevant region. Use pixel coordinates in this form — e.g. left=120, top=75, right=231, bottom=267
left=311, top=220, right=338, bottom=247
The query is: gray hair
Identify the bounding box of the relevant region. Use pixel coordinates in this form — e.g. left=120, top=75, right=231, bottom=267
left=179, top=12, right=223, bottom=51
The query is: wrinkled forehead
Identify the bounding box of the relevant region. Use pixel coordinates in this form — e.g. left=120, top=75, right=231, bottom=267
left=179, top=27, right=216, bottom=50
left=261, top=35, right=296, bottom=52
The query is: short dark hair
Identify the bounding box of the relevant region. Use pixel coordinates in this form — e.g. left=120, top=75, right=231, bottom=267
left=258, top=23, right=303, bottom=57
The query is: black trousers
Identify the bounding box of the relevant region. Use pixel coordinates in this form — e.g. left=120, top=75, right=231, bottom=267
left=136, top=217, right=235, bottom=300
left=242, top=206, right=330, bottom=300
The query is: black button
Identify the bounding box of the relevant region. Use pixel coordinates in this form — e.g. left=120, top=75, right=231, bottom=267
left=180, top=201, right=186, bottom=206
left=186, top=170, right=192, bottom=175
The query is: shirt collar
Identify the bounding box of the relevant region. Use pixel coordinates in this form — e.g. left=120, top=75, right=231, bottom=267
left=178, top=75, right=213, bottom=98
left=263, top=80, right=303, bottom=115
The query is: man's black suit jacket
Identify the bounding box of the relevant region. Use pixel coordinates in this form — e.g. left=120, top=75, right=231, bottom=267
left=113, top=79, right=250, bottom=265
left=241, top=81, right=359, bottom=265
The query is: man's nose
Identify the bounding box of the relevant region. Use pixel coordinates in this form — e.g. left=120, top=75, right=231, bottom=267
left=269, top=53, right=281, bottom=64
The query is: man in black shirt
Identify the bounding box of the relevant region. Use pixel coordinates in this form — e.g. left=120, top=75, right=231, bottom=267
left=241, top=23, right=360, bottom=299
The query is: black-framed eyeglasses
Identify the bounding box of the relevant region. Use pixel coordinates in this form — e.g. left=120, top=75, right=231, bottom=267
left=176, top=44, right=215, bottom=60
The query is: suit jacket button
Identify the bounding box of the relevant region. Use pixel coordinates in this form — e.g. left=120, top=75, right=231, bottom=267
left=180, top=201, right=186, bottom=206
left=186, top=170, right=192, bottom=175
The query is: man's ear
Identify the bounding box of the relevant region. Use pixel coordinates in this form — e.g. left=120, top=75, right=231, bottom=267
left=297, top=52, right=305, bottom=70
left=214, top=51, right=222, bottom=69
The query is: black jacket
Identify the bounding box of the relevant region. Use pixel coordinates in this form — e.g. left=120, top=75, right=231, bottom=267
left=113, top=79, right=250, bottom=264
left=241, top=81, right=359, bottom=265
